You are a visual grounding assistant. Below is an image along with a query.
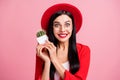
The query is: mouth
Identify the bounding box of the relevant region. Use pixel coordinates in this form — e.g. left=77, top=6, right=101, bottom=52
left=58, top=33, right=68, bottom=38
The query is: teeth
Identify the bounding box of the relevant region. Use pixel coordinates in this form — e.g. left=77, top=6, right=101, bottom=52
left=60, top=34, right=66, bottom=36
left=58, top=34, right=67, bottom=38
left=59, top=34, right=66, bottom=36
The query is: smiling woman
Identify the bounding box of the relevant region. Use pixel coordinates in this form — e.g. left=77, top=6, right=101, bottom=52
left=35, top=3, right=90, bottom=80
left=53, top=14, right=73, bottom=43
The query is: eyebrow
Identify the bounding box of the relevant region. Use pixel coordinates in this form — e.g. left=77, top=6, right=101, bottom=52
left=53, top=21, right=59, bottom=23
left=53, top=20, right=71, bottom=23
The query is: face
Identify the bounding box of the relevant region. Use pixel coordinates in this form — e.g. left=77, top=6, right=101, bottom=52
left=53, top=14, right=73, bottom=43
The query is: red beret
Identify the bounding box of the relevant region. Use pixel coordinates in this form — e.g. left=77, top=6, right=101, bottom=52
left=41, top=3, right=82, bottom=33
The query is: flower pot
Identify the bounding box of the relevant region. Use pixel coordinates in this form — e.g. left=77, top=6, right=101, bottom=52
left=37, top=35, right=48, bottom=44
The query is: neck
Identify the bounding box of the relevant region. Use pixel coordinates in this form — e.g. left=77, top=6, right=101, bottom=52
left=57, top=41, right=69, bottom=50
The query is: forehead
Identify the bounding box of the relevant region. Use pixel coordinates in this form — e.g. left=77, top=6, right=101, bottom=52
left=53, top=14, right=72, bottom=23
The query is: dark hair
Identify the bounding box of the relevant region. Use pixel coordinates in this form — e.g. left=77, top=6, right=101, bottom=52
left=47, top=10, right=80, bottom=80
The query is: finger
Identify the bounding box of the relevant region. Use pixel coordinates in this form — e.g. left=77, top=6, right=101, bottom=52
left=44, top=46, right=54, bottom=55
left=45, top=40, right=52, bottom=45
left=45, top=45, right=56, bottom=54
left=36, top=44, right=41, bottom=53
left=44, top=46, right=51, bottom=52
left=45, top=40, right=55, bottom=48
left=36, top=45, right=44, bottom=56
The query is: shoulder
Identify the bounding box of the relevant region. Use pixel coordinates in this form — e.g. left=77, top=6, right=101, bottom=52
left=76, top=43, right=90, bottom=58
left=76, top=43, right=90, bottom=51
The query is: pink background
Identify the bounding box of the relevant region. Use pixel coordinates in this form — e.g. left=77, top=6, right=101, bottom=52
left=0, top=0, right=120, bottom=80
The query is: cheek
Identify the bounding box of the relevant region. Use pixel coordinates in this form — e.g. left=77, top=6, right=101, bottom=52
left=68, top=26, right=73, bottom=33
left=53, top=29, right=58, bottom=36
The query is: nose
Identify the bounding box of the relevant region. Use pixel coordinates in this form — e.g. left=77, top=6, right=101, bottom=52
left=60, top=26, right=65, bottom=32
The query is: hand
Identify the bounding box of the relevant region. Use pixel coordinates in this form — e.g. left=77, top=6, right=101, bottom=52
left=44, top=40, right=57, bottom=61
left=36, top=44, right=50, bottom=62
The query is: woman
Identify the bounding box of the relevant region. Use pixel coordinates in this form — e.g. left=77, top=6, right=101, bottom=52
left=35, top=3, right=90, bottom=80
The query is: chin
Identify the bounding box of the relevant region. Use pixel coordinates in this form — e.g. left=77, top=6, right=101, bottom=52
left=58, top=39, right=69, bottom=43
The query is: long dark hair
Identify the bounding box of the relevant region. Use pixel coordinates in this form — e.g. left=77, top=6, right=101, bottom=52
left=46, top=10, right=80, bottom=80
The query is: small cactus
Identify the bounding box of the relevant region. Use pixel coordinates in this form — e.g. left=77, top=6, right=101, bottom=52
left=36, top=30, right=48, bottom=44
left=36, top=30, right=46, bottom=37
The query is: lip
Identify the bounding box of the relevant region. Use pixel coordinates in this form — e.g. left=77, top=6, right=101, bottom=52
left=58, top=33, right=68, bottom=38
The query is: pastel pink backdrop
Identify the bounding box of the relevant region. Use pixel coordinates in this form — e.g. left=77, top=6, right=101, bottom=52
left=0, top=0, right=120, bottom=80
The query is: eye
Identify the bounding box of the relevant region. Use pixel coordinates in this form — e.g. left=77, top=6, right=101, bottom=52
left=53, top=23, right=60, bottom=27
left=65, top=23, right=70, bottom=27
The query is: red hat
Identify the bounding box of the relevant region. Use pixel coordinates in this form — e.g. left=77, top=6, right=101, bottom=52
left=41, top=3, right=82, bottom=33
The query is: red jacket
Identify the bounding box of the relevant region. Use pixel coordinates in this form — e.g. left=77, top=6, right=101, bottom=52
left=35, top=43, right=90, bottom=80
